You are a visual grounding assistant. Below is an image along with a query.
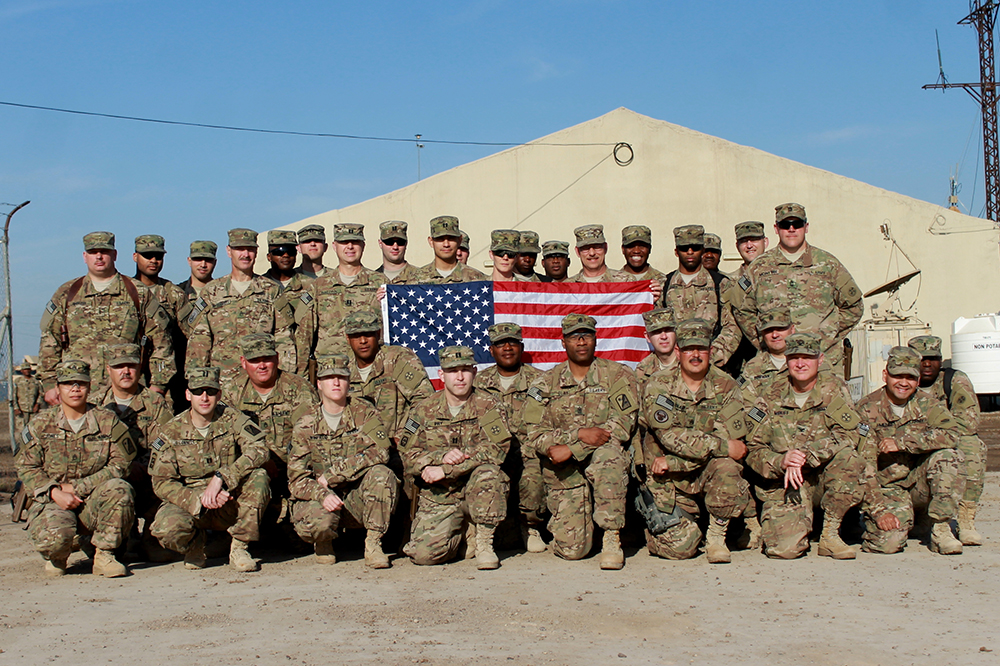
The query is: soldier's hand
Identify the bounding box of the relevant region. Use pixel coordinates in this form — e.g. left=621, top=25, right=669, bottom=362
left=421, top=465, right=446, bottom=484
left=317, top=474, right=329, bottom=489
left=376, top=285, right=387, bottom=301
left=875, top=512, right=901, bottom=531
left=201, top=475, right=229, bottom=510
left=442, top=448, right=469, bottom=465
left=650, top=281, right=663, bottom=301
left=783, top=465, right=804, bottom=490
left=577, top=427, right=611, bottom=448
left=13, top=408, right=21, bottom=417
left=546, top=444, right=573, bottom=464
left=50, top=487, right=82, bottom=510
left=650, top=456, right=670, bottom=475
left=322, top=492, right=344, bottom=513
left=44, top=388, right=61, bottom=406
left=727, top=439, right=747, bottom=461
left=781, top=449, right=807, bottom=470
left=878, top=438, right=900, bottom=454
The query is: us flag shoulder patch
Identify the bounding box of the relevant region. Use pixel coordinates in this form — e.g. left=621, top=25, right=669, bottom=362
left=45, top=300, right=57, bottom=314
left=736, top=375, right=747, bottom=388
left=655, top=395, right=675, bottom=411
left=300, top=292, right=313, bottom=305
left=748, top=407, right=767, bottom=423
left=738, top=275, right=752, bottom=293
left=150, top=437, right=163, bottom=451
left=527, top=386, right=544, bottom=402
left=403, top=417, right=420, bottom=434
left=857, top=423, right=870, bottom=437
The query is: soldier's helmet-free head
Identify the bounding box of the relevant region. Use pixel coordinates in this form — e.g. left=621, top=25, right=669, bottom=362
left=886, top=346, right=922, bottom=378
left=643, top=307, right=676, bottom=335
left=907, top=335, right=943, bottom=359
left=783, top=332, right=822, bottom=357
left=621, top=225, right=652, bottom=246
left=430, top=215, right=461, bottom=239
left=775, top=203, right=807, bottom=223
left=186, top=366, right=222, bottom=391
left=458, top=231, right=470, bottom=252
left=240, top=333, right=277, bottom=360
left=334, top=223, right=365, bottom=243
left=703, top=233, right=722, bottom=252
left=83, top=231, right=116, bottom=251
left=316, top=354, right=352, bottom=379
left=344, top=310, right=382, bottom=335
left=379, top=220, right=407, bottom=243
left=267, top=230, right=298, bottom=247
left=108, top=343, right=142, bottom=367
left=56, top=359, right=91, bottom=383
left=561, top=313, right=598, bottom=336
left=490, top=229, right=520, bottom=254
left=757, top=307, right=792, bottom=332
left=673, top=225, right=705, bottom=248
left=735, top=221, right=765, bottom=241
left=542, top=240, right=570, bottom=258
left=488, top=322, right=523, bottom=344
left=438, top=345, right=476, bottom=369
left=189, top=240, right=218, bottom=260
left=134, top=234, right=166, bottom=254
left=297, top=224, right=326, bottom=244
left=675, top=318, right=713, bottom=348
left=573, top=224, right=606, bottom=248
left=228, top=228, right=259, bottom=249
left=518, top=230, right=541, bottom=254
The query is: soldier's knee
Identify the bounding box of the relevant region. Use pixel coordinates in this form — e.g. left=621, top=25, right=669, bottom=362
left=647, top=520, right=701, bottom=560
left=763, top=528, right=809, bottom=559
left=552, top=540, right=589, bottom=561
left=96, top=478, right=136, bottom=502
left=865, top=530, right=907, bottom=554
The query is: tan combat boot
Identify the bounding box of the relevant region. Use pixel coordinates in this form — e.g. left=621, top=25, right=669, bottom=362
left=599, top=530, right=624, bottom=570
left=184, top=532, right=207, bottom=570
left=957, top=501, right=984, bottom=546
left=92, top=549, right=128, bottom=578
left=817, top=514, right=856, bottom=560
left=364, top=530, right=390, bottom=569
left=314, top=540, right=337, bottom=565
left=738, top=515, right=762, bottom=551
left=229, top=538, right=259, bottom=572
left=475, top=524, right=499, bottom=570
left=704, top=518, right=732, bottom=564
left=44, top=553, right=69, bottom=577
left=463, top=521, right=478, bottom=559
left=930, top=521, right=963, bottom=555
left=526, top=527, right=547, bottom=553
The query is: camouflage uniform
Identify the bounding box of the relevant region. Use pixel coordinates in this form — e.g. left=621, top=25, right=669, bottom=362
left=412, top=262, right=488, bottom=284
left=660, top=267, right=741, bottom=366
left=349, top=344, right=434, bottom=440
left=293, top=224, right=328, bottom=283
left=922, top=368, right=985, bottom=505
left=177, top=240, right=217, bottom=326
left=620, top=225, right=666, bottom=282
left=377, top=262, right=423, bottom=283
left=568, top=267, right=637, bottom=283
left=297, top=267, right=387, bottom=359
left=12, top=372, right=45, bottom=438
left=262, top=269, right=314, bottom=375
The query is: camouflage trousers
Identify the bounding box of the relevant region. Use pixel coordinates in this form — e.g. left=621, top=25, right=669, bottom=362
left=758, top=447, right=865, bottom=559
left=403, top=464, right=508, bottom=566
left=957, top=435, right=986, bottom=504
left=862, top=449, right=964, bottom=554
left=27, top=478, right=135, bottom=561
left=290, top=465, right=400, bottom=543
left=519, top=453, right=546, bottom=526
left=646, top=457, right=750, bottom=560
left=151, top=469, right=270, bottom=552
left=546, top=444, right=628, bottom=561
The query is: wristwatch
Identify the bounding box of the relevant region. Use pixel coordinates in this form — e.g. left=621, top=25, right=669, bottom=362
left=213, top=471, right=228, bottom=490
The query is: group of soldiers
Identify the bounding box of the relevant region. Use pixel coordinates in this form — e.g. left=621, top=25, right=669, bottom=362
left=12, top=201, right=988, bottom=577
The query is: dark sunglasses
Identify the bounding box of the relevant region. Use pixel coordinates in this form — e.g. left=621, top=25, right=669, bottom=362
left=383, top=238, right=407, bottom=247
left=676, top=245, right=703, bottom=253
left=776, top=219, right=806, bottom=230
left=494, top=250, right=517, bottom=259
left=189, top=387, right=220, bottom=396
left=138, top=252, right=164, bottom=260
left=269, top=245, right=297, bottom=257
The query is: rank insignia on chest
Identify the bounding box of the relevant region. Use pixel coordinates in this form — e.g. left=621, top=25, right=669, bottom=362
left=748, top=407, right=766, bottom=423
left=655, top=395, right=675, bottom=411
left=857, top=423, right=870, bottom=436
left=614, top=394, right=632, bottom=411
left=345, top=300, right=354, bottom=307
left=653, top=409, right=669, bottom=424
left=451, top=436, right=459, bottom=445
left=738, top=275, right=752, bottom=293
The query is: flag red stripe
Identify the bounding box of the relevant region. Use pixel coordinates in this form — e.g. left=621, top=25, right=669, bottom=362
left=519, top=325, right=649, bottom=340
left=495, top=302, right=652, bottom=316
left=493, top=280, right=653, bottom=294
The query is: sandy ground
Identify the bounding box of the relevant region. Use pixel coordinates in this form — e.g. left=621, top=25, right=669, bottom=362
left=0, top=476, right=995, bottom=666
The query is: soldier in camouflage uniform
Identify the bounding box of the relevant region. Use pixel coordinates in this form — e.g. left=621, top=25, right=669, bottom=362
left=524, top=314, right=638, bottom=569
left=745, top=333, right=867, bottom=559
left=17, top=360, right=135, bottom=577
left=722, top=221, right=769, bottom=378
left=456, top=230, right=471, bottom=265
left=620, top=225, right=666, bottom=282
left=540, top=240, right=571, bottom=283
left=186, top=228, right=296, bottom=387
left=856, top=346, right=964, bottom=555
left=411, top=216, right=488, bottom=283
left=262, top=230, right=313, bottom=374
left=489, top=229, right=522, bottom=282
left=402, top=346, right=511, bottom=570
left=12, top=363, right=45, bottom=442
left=515, top=230, right=543, bottom=281
left=150, top=367, right=270, bottom=572
left=735, top=203, right=863, bottom=368
left=475, top=323, right=546, bottom=552
left=177, top=241, right=218, bottom=336
left=635, top=308, right=678, bottom=385
left=295, top=224, right=329, bottom=281
left=738, top=307, right=795, bottom=403
left=375, top=221, right=422, bottom=284
left=701, top=233, right=723, bottom=272
left=908, top=335, right=986, bottom=545
left=288, top=355, right=399, bottom=568
left=39, top=231, right=175, bottom=405
left=568, top=224, right=638, bottom=284
left=660, top=225, right=741, bottom=367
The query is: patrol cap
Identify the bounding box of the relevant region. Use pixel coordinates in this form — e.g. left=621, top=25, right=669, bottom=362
left=228, top=228, right=259, bottom=248
left=784, top=332, right=822, bottom=357
left=907, top=335, right=943, bottom=359
left=316, top=354, right=351, bottom=378
left=107, top=343, right=141, bottom=366
left=438, top=345, right=476, bottom=369
left=379, top=220, right=407, bottom=242
left=561, top=313, right=598, bottom=336
left=622, top=225, right=652, bottom=246
left=704, top=234, right=722, bottom=252
left=135, top=234, right=166, bottom=254
left=83, top=232, right=115, bottom=251
left=518, top=230, right=541, bottom=254
left=189, top=240, right=218, bottom=260
left=56, top=359, right=91, bottom=383
left=268, top=230, right=298, bottom=247
left=735, top=221, right=765, bottom=241
left=887, top=346, right=922, bottom=378
left=643, top=307, right=676, bottom=334
left=344, top=310, right=381, bottom=335
left=673, top=225, right=705, bottom=247
left=491, top=229, right=520, bottom=253
left=430, top=215, right=461, bottom=239
left=542, top=240, right=570, bottom=258
left=488, top=322, right=523, bottom=344
left=186, top=366, right=221, bottom=391
left=458, top=231, right=470, bottom=251
left=240, top=333, right=277, bottom=359
left=574, top=224, right=606, bottom=248
left=297, top=224, right=326, bottom=243
left=334, top=223, right=365, bottom=243
left=675, top=318, right=712, bottom=348
left=775, top=203, right=807, bottom=223
left=757, top=307, right=792, bottom=332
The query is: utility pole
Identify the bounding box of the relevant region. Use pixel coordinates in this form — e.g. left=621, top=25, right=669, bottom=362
left=2, top=201, right=29, bottom=451
left=924, top=1, right=1000, bottom=225
left=415, top=134, right=424, bottom=181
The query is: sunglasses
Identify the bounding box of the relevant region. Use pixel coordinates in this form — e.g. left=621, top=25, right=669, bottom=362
left=189, top=387, right=220, bottom=396
left=494, top=251, right=517, bottom=259
left=138, top=252, right=164, bottom=260
left=383, top=238, right=407, bottom=247
left=776, top=219, right=806, bottom=230
left=269, top=245, right=297, bottom=257
left=676, top=245, right=703, bottom=253
left=58, top=381, right=88, bottom=389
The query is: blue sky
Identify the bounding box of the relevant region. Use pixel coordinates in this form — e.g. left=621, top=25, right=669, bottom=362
left=0, top=0, right=989, bottom=360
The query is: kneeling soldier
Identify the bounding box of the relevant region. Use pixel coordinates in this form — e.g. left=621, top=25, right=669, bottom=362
left=403, top=346, right=511, bottom=569
left=288, top=355, right=399, bottom=568
left=16, top=359, right=136, bottom=577
left=150, top=367, right=270, bottom=572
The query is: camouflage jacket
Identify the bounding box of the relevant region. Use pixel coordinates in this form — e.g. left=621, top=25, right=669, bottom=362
left=922, top=369, right=980, bottom=438
left=185, top=275, right=296, bottom=382
left=474, top=364, right=543, bottom=453
left=634, top=353, right=677, bottom=387
left=17, top=404, right=136, bottom=502
left=177, top=277, right=209, bottom=300
left=660, top=266, right=741, bottom=366
left=410, top=262, right=488, bottom=284
left=294, top=265, right=328, bottom=282
left=13, top=374, right=45, bottom=413
left=263, top=270, right=313, bottom=375
left=855, top=388, right=958, bottom=487
left=96, top=385, right=173, bottom=465
left=725, top=264, right=753, bottom=329
left=39, top=273, right=175, bottom=391
left=524, top=357, right=639, bottom=490
left=735, top=243, right=863, bottom=356
left=737, top=351, right=787, bottom=402
left=297, top=267, right=387, bottom=359
left=222, top=370, right=319, bottom=464
left=143, top=276, right=191, bottom=339
left=402, top=390, right=511, bottom=504
left=513, top=272, right=543, bottom=282
left=567, top=267, right=637, bottom=283
left=348, top=345, right=434, bottom=440
left=621, top=265, right=666, bottom=282
left=150, top=404, right=268, bottom=516
left=376, top=262, right=423, bottom=284
left=287, top=398, right=392, bottom=502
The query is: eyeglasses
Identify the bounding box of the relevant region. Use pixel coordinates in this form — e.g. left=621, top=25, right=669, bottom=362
left=138, top=252, right=164, bottom=260
left=58, top=381, right=88, bottom=389
left=189, top=387, right=220, bottom=396
left=565, top=332, right=595, bottom=341
left=270, top=245, right=297, bottom=257
left=383, top=239, right=407, bottom=247
left=676, top=245, right=703, bottom=253
left=491, top=339, right=521, bottom=348
left=776, top=219, right=806, bottom=230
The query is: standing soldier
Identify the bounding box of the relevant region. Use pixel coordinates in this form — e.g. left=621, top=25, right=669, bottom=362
left=186, top=228, right=296, bottom=387
left=539, top=240, right=572, bottom=283
left=620, top=225, right=666, bottom=282
left=263, top=230, right=313, bottom=375
left=475, top=323, right=546, bottom=552
left=287, top=355, right=399, bottom=568
left=723, top=222, right=769, bottom=378
left=456, top=231, right=471, bottom=265
left=177, top=241, right=218, bottom=335
left=295, top=224, right=329, bottom=281
left=908, top=335, right=985, bottom=546
left=12, top=363, right=45, bottom=440
left=524, top=314, right=638, bottom=569
left=515, top=230, right=543, bottom=281
left=16, top=360, right=135, bottom=577
left=39, top=232, right=175, bottom=405
left=150, top=367, right=270, bottom=572
left=736, top=203, right=863, bottom=368
left=701, top=233, right=723, bottom=272
left=412, top=216, right=488, bottom=283
left=489, top=230, right=521, bottom=282
left=402, top=346, right=511, bottom=569
left=856, top=346, right=963, bottom=555
left=738, top=308, right=796, bottom=402
left=569, top=225, right=636, bottom=283
left=635, top=308, right=677, bottom=384
left=375, top=221, right=422, bottom=283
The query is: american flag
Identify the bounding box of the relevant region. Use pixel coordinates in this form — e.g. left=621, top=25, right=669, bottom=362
left=383, top=280, right=655, bottom=389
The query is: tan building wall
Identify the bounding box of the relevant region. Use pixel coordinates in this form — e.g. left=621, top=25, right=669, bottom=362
left=270, top=107, right=1000, bottom=357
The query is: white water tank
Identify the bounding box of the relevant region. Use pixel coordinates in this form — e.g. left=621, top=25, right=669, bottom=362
left=952, top=315, right=1000, bottom=394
